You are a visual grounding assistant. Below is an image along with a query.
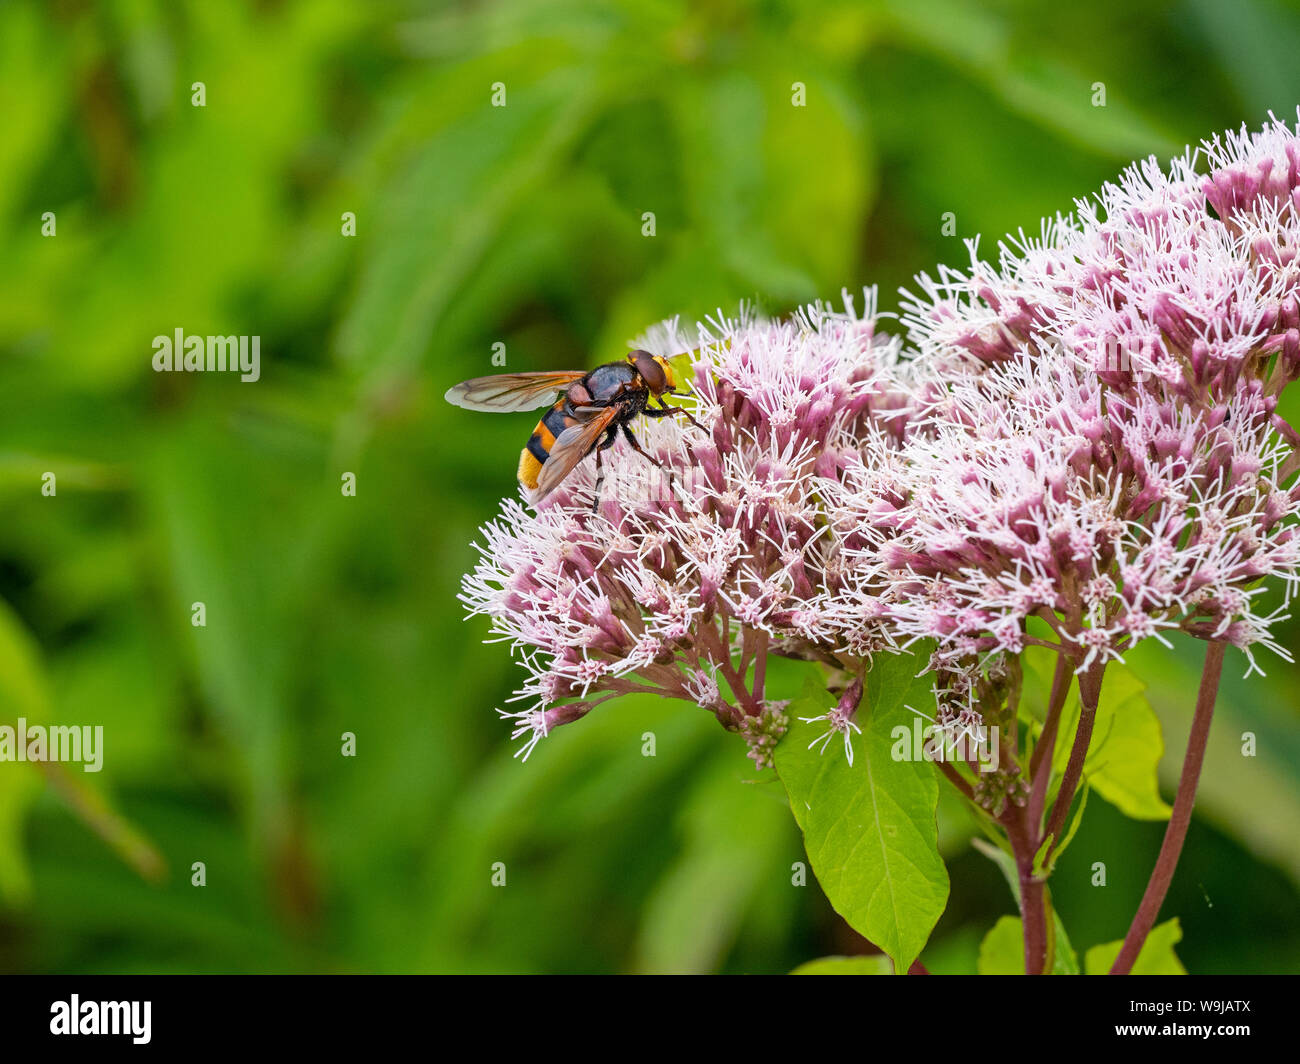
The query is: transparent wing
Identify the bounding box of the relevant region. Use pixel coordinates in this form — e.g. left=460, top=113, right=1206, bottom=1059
left=444, top=371, right=585, bottom=413
left=532, top=407, right=619, bottom=502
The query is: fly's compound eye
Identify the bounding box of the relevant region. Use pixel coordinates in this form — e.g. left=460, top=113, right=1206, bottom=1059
left=629, top=349, right=668, bottom=393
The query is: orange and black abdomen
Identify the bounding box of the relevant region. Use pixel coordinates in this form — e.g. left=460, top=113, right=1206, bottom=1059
left=517, top=401, right=575, bottom=490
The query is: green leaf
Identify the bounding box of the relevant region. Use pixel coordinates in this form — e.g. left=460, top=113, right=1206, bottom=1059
left=1049, top=903, right=1080, bottom=974
left=978, top=915, right=1027, bottom=974
left=774, top=651, right=949, bottom=974
left=1085, top=918, right=1187, bottom=975
left=0, top=596, right=46, bottom=903
left=792, top=954, right=894, bottom=975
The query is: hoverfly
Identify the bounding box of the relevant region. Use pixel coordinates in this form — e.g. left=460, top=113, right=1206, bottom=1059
left=445, top=350, right=704, bottom=505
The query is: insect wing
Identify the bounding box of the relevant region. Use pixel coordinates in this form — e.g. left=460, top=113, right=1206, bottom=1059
left=444, top=371, right=585, bottom=413
left=532, top=406, right=619, bottom=501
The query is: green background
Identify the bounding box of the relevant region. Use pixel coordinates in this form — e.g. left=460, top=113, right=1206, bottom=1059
left=1, top=0, right=1298, bottom=974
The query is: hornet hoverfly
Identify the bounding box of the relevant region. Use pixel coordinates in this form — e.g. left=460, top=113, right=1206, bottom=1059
left=445, top=350, right=704, bottom=505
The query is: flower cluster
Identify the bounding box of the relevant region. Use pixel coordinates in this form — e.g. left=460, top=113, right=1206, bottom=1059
left=462, top=115, right=1300, bottom=758
left=879, top=114, right=1300, bottom=686
left=833, top=351, right=1300, bottom=681
left=903, top=117, right=1300, bottom=415
left=460, top=294, right=912, bottom=758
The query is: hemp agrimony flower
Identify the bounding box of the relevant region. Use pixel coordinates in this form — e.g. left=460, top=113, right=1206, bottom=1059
left=832, top=349, right=1300, bottom=678
left=459, top=293, right=913, bottom=759
left=885, top=115, right=1300, bottom=680
left=903, top=114, right=1300, bottom=417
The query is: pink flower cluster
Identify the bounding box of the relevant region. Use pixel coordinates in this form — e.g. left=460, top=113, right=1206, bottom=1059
left=882, top=115, right=1300, bottom=684
left=461, top=295, right=912, bottom=761
left=837, top=352, right=1300, bottom=679
left=904, top=119, right=1300, bottom=412
left=462, top=115, right=1300, bottom=758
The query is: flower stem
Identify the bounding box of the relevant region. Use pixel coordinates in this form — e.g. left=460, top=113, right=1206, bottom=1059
left=1002, top=802, right=1048, bottom=975
left=1043, top=659, right=1105, bottom=852
left=935, top=757, right=975, bottom=801
left=1019, top=858, right=1048, bottom=975
left=1027, top=652, right=1072, bottom=832
left=751, top=631, right=769, bottom=703
left=1109, top=639, right=1226, bottom=975
left=699, top=622, right=761, bottom=716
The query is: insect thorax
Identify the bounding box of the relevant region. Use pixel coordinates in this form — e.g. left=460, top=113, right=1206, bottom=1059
left=583, top=362, right=640, bottom=401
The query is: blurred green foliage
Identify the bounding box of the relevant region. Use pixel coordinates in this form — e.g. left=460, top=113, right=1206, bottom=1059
left=1, top=0, right=1298, bottom=973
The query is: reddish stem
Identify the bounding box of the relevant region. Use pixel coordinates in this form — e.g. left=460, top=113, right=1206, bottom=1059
left=1109, top=640, right=1225, bottom=975
left=1002, top=801, right=1048, bottom=975
left=1027, top=652, right=1072, bottom=832
left=1043, top=659, right=1106, bottom=851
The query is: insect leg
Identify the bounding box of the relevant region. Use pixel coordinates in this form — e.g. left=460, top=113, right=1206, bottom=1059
left=621, top=424, right=675, bottom=499
left=591, top=427, right=619, bottom=513
left=646, top=399, right=706, bottom=433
